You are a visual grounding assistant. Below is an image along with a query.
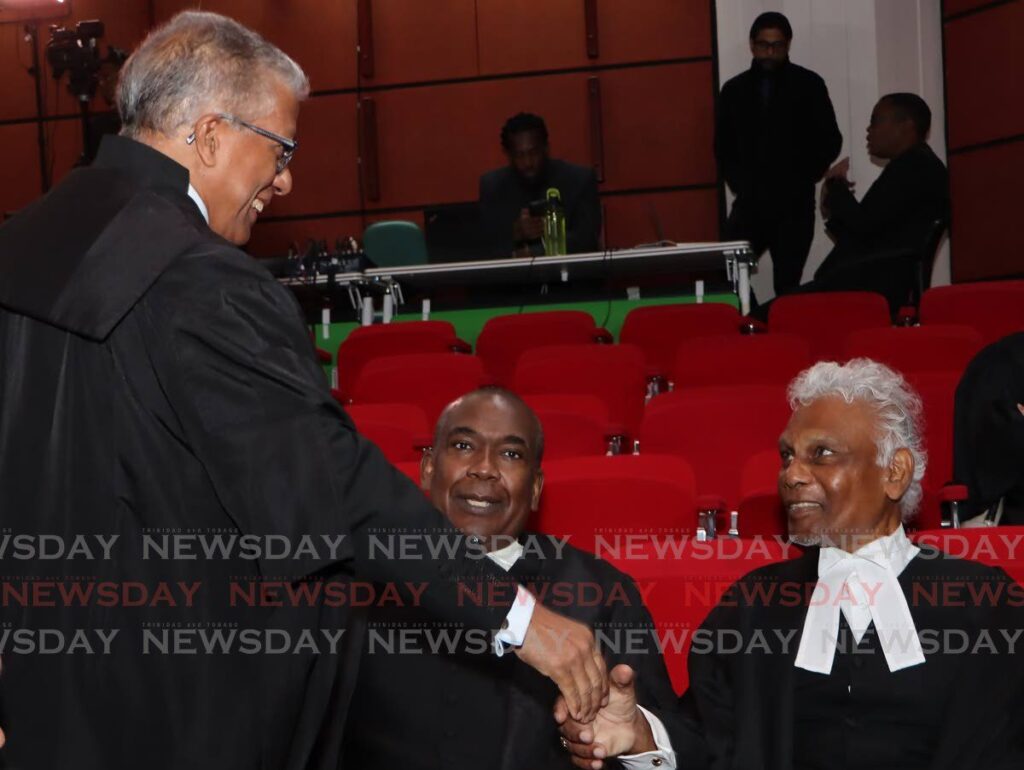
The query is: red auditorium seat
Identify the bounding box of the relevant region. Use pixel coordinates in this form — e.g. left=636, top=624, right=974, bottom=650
left=344, top=403, right=431, bottom=464
left=620, top=303, right=742, bottom=382
left=768, top=291, right=891, bottom=360
left=905, top=371, right=960, bottom=530
left=736, top=449, right=787, bottom=538
left=640, top=385, right=792, bottom=509
left=606, top=537, right=795, bottom=694
left=392, top=460, right=424, bottom=487
left=514, top=344, right=648, bottom=443
left=843, top=324, right=984, bottom=375
left=523, top=394, right=614, bottom=457
left=919, top=281, right=1024, bottom=345
left=911, top=527, right=1024, bottom=586
left=672, top=333, right=811, bottom=390
left=335, top=321, right=466, bottom=401
left=350, top=353, right=488, bottom=425
left=476, top=311, right=610, bottom=387
left=532, top=455, right=698, bottom=555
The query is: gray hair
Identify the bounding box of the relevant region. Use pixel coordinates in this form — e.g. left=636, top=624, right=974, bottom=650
left=787, top=358, right=927, bottom=519
left=118, top=11, right=309, bottom=138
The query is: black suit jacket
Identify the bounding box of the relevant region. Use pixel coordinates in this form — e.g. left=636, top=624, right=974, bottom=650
left=715, top=61, right=842, bottom=209
left=814, top=143, right=949, bottom=303
left=0, top=136, right=515, bottom=769
left=343, top=535, right=679, bottom=770
left=661, top=545, right=1024, bottom=770
left=478, top=159, right=601, bottom=256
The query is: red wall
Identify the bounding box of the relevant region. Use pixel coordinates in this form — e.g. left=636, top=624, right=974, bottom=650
left=0, top=0, right=719, bottom=258
left=943, top=0, right=1024, bottom=281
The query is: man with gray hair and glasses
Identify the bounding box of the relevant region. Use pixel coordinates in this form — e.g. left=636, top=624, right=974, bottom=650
left=556, top=359, right=1024, bottom=769
left=0, top=11, right=606, bottom=769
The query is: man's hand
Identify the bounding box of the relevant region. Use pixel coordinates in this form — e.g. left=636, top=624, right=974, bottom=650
left=825, top=156, right=850, bottom=182
left=554, top=664, right=655, bottom=769
left=514, top=601, right=608, bottom=723
left=512, top=208, right=545, bottom=243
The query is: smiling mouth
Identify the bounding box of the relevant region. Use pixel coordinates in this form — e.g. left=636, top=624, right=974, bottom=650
left=459, top=496, right=502, bottom=514
left=786, top=502, right=822, bottom=517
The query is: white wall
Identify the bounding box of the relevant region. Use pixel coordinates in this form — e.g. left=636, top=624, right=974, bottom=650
left=714, top=0, right=948, bottom=301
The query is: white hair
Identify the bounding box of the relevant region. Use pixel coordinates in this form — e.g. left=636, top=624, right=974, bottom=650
left=787, top=358, right=927, bottom=519
left=118, top=11, right=309, bottom=138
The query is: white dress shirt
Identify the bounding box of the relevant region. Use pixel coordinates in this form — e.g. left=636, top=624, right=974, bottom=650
left=795, top=525, right=925, bottom=674
left=187, top=183, right=209, bottom=224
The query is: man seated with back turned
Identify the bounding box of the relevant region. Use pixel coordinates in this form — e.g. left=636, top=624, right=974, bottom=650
left=809, top=93, right=949, bottom=309
left=557, top=359, right=1024, bottom=770
left=479, top=112, right=601, bottom=257
left=343, top=388, right=678, bottom=770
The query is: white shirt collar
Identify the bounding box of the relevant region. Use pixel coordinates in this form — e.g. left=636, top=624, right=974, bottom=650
left=795, top=525, right=925, bottom=674
left=187, top=183, right=209, bottom=224
left=485, top=538, right=524, bottom=572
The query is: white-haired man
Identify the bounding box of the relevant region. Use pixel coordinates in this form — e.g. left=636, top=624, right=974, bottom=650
left=557, top=359, right=1024, bottom=769
left=0, top=12, right=605, bottom=769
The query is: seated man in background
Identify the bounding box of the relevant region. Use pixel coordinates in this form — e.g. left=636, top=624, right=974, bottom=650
left=558, top=359, right=1024, bottom=769
left=479, top=112, right=601, bottom=257
left=810, top=93, right=949, bottom=309
left=344, top=388, right=677, bottom=770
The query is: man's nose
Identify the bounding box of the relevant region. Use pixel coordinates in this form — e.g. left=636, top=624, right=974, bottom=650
left=273, top=167, right=293, bottom=196
left=780, top=457, right=810, bottom=490
left=468, top=451, right=499, bottom=479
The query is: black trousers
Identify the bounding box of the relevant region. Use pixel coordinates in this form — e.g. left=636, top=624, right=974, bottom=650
left=727, top=194, right=815, bottom=298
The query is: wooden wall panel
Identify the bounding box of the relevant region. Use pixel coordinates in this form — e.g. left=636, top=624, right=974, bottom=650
left=0, top=122, right=42, bottom=216
left=478, top=0, right=713, bottom=75
left=949, top=142, right=1024, bottom=282
left=944, top=0, right=1024, bottom=150
left=944, top=0, right=1007, bottom=17
left=597, top=62, right=716, bottom=191
left=153, top=0, right=358, bottom=92
left=0, top=26, right=45, bottom=121
left=597, top=0, right=712, bottom=62
left=602, top=189, right=719, bottom=249
left=249, top=213, right=364, bottom=258
left=360, top=0, right=477, bottom=85
left=476, top=0, right=589, bottom=75
left=270, top=94, right=360, bottom=218
left=365, top=73, right=591, bottom=210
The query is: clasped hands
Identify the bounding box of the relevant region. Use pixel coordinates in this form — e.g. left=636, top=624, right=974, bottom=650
left=514, top=602, right=652, bottom=768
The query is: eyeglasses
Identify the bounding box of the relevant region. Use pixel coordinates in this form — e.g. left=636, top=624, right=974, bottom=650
left=753, top=40, right=789, bottom=53
left=186, top=114, right=298, bottom=174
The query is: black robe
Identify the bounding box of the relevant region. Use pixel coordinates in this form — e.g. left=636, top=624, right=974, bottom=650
left=0, top=136, right=515, bottom=769
left=661, top=545, right=1024, bottom=769
left=343, top=534, right=679, bottom=770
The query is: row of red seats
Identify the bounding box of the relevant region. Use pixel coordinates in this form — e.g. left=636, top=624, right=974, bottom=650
left=341, top=350, right=960, bottom=513
left=326, top=281, right=1024, bottom=399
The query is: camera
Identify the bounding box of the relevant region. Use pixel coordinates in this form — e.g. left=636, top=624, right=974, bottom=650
left=46, top=19, right=105, bottom=100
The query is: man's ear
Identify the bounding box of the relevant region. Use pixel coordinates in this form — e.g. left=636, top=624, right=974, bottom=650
left=419, top=450, right=434, bottom=492
left=884, top=447, right=914, bottom=504
left=530, top=469, right=544, bottom=512
left=190, top=114, right=224, bottom=168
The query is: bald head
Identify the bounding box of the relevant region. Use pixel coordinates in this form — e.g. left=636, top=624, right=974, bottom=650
left=432, top=387, right=544, bottom=467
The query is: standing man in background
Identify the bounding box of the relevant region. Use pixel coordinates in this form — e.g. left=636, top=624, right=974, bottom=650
left=715, top=11, right=842, bottom=298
